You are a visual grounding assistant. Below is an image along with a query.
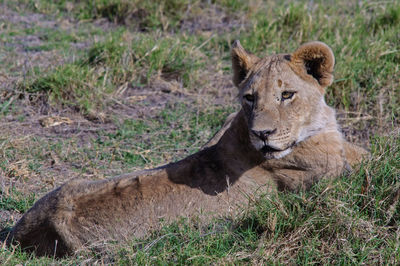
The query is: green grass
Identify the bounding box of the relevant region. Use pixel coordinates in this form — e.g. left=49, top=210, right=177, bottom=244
left=0, top=190, right=35, bottom=213
left=10, top=0, right=398, bottom=121
left=0, top=0, right=399, bottom=264
left=104, top=104, right=235, bottom=165
left=19, top=31, right=205, bottom=117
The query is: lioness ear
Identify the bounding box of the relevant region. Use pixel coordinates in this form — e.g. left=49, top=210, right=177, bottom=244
left=231, top=40, right=259, bottom=87
left=290, top=41, right=335, bottom=88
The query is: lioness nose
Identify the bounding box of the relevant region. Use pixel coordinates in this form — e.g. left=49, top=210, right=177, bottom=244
left=252, top=129, right=277, bottom=141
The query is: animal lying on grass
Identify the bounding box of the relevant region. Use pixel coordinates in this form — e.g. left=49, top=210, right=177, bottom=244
left=8, top=41, right=367, bottom=257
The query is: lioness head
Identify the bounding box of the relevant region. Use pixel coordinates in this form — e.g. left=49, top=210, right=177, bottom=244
left=231, top=41, right=335, bottom=159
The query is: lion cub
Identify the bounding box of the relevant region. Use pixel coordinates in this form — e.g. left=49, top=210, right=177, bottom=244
left=9, top=41, right=367, bottom=257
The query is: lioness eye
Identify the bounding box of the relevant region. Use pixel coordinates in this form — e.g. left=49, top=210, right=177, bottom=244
left=244, top=94, right=255, bottom=102
left=281, top=91, right=295, bottom=101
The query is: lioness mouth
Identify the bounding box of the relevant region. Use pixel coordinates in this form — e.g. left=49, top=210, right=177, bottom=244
left=261, top=145, right=283, bottom=153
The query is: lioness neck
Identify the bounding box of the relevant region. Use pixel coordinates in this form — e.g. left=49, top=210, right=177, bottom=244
left=299, top=98, right=340, bottom=142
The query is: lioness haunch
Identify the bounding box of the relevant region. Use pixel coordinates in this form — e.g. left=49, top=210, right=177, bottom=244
left=9, top=41, right=367, bottom=257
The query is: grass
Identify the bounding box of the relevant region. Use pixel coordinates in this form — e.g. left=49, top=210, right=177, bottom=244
left=0, top=190, right=35, bottom=213
left=19, top=31, right=204, bottom=117
left=0, top=0, right=399, bottom=264
left=7, top=0, right=398, bottom=123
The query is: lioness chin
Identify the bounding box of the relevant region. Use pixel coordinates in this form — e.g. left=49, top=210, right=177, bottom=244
left=8, top=41, right=367, bottom=257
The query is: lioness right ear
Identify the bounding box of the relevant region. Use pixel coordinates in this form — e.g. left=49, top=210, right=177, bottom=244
left=231, top=40, right=259, bottom=87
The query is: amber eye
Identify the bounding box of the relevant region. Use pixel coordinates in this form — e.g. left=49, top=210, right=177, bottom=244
left=244, top=94, right=255, bottom=102
left=281, top=91, right=295, bottom=101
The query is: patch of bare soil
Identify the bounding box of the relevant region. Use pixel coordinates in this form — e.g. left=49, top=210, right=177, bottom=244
left=1, top=6, right=64, bottom=75
left=111, top=70, right=237, bottom=119
left=95, top=1, right=246, bottom=34
left=179, top=6, right=246, bottom=33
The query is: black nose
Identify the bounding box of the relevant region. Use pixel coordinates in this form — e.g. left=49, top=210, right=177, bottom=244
left=252, top=129, right=277, bottom=141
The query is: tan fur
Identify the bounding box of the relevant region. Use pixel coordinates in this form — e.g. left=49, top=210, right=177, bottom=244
left=9, top=41, right=367, bottom=257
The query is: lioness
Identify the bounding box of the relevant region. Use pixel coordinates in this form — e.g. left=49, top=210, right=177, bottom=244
left=9, top=41, right=367, bottom=257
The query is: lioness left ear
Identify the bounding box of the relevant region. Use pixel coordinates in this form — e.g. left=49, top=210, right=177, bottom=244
left=231, top=40, right=260, bottom=87
left=289, top=41, right=335, bottom=88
